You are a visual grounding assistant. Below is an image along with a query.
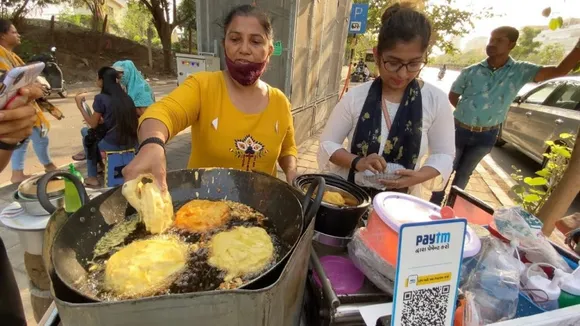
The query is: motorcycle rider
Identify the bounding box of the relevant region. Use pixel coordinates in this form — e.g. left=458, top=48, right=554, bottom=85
left=438, top=64, right=447, bottom=80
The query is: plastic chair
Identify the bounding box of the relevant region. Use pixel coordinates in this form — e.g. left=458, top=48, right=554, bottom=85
left=103, top=149, right=135, bottom=187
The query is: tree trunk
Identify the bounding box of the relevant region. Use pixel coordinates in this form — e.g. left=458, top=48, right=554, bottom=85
left=188, top=29, right=192, bottom=54
left=538, top=128, right=580, bottom=235
left=159, top=23, right=173, bottom=72
left=147, top=26, right=153, bottom=68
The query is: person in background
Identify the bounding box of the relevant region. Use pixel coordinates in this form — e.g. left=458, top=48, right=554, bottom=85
left=318, top=4, right=455, bottom=198
left=430, top=28, right=580, bottom=205
left=0, top=85, right=44, bottom=326
left=75, top=67, right=139, bottom=187
left=112, top=60, right=154, bottom=116
left=122, top=4, right=298, bottom=190
left=0, top=19, right=64, bottom=183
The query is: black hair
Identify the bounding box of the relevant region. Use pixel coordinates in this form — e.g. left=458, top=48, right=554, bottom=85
left=377, top=4, right=432, bottom=53
left=492, top=26, right=519, bottom=43
left=0, top=19, right=13, bottom=35
left=223, top=4, right=273, bottom=40
left=98, top=66, right=138, bottom=146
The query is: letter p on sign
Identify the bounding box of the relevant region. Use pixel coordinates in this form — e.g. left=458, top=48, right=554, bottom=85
left=348, top=4, right=369, bottom=34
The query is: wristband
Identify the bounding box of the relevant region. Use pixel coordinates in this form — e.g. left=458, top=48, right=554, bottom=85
left=351, top=156, right=362, bottom=172
left=0, top=139, right=26, bottom=151
left=139, top=137, right=166, bottom=154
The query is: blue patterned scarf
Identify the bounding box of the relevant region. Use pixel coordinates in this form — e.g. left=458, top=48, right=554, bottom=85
left=348, top=78, right=423, bottom=184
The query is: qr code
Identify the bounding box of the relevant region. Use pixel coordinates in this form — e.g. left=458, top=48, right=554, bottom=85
left=400, top=285, right=450, bottom=326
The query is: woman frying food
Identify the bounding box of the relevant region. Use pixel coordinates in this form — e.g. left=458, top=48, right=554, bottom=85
left=122, top=5, right=298, bottom=190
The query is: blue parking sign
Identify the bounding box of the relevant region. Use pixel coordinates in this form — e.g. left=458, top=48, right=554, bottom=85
left=349, top=3, right=369, bottom=34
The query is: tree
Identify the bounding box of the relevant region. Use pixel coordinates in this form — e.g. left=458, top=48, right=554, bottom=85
left=120, top=1, right=159, bottom=46
left=511, top=27, right=542, bottom=60
left=68, top=0, right=107, bottom=31
left=532, top=43, right=565, bottom=65
left=352, top=0, right=493, bottom=55
left=138, top=0, right=194, bottom=72
left=1, top=0, right=65, bottom=25
left=177, top=0, right=196, bottom=53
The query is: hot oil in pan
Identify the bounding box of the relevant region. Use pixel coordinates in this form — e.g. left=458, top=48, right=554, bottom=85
left=84, top=201, right=290, bottom=301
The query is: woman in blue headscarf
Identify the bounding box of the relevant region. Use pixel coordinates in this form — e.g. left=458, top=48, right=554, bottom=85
left=113, top=60, right=154, bottom=115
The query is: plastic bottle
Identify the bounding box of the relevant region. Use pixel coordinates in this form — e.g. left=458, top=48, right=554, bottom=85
left=64, top=164, right=83, bottom=214
left=524, top=263, right=561, bottom=311
left=555, top=266, right=580, bottom=308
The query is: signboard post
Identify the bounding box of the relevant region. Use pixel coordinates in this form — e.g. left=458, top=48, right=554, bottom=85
left=349, top=3, right=369, bottom=34
left=391, top=219, right=467, bottom=326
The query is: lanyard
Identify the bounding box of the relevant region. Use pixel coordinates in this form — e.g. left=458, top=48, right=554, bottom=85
left=381, top=98, right=393, bottom=131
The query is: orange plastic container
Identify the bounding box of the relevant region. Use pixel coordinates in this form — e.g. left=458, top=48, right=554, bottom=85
left=360, top=192, right=441, bottom=267
left=359, top=192, right=481, bottom=267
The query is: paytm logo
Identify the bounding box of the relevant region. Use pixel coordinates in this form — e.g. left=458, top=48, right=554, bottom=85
left=416, top=232, right=451, bottom=246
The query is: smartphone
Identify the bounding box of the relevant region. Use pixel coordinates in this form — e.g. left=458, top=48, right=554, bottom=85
left=81, top=98, right=93, bottom=117
left=0, top=62, right=45, bottom=110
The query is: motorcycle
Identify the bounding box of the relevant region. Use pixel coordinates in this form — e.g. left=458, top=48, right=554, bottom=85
left=28, top=47, right=67, bottom=98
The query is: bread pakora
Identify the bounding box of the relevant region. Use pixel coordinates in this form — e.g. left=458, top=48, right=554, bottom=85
left=122, top=174, right=174, bottom=234
left=174, top=199, right=231, bottom=233
left=322, top=191, right=346, bottom=206
left=104, top=235, right=190, bottom=298
left=208, top=226, right=274, bottom=282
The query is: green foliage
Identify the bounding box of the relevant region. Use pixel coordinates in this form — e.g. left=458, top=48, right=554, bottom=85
left=119, top=1, right=160, bottom=47
left=431, top=49, right=486, bottom=66
left=59, top=10, right=93, bottom=29
left=511, top=133, right=576, bottom=215
left=177, top=0, right=196, bottom=30
left=511, top=27, right=542, bottom=60
left=352, top=0, right=493, bottom=56
left=530, top=43, right=565, bottom=65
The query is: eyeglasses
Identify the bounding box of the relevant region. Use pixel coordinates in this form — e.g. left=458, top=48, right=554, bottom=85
left=382, top=59, right=426, bottom=73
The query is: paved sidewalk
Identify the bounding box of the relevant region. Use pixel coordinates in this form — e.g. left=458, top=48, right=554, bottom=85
left=0, top=129, right=508, bottom=325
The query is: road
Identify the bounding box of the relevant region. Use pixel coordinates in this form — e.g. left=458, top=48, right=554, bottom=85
left=0, top=83, right=177, bottom=185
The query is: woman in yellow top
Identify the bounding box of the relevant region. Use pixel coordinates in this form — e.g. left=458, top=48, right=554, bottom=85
left=0, top=19, right=63, bottom=183
left=123, top=5, right=297, bottom=190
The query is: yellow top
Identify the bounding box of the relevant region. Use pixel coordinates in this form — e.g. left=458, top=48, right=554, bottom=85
left=139, top=71, right=297, bottom=176
left=0, top=46, right=49, bottom=129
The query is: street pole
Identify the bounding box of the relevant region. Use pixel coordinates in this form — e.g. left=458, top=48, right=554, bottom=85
left=340, top=34, right=358, bottom=100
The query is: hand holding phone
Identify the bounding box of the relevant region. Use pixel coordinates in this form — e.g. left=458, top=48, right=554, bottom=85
left=0, top=86, right=43, bottom=143
left=0, top=62, right=45, bottom=110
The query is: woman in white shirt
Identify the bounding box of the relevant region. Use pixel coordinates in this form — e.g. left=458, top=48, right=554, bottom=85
left=318, top=4, right=454, bottom=198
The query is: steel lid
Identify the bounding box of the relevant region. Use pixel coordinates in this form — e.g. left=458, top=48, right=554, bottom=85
left=18, top=175, right=65, bottom=199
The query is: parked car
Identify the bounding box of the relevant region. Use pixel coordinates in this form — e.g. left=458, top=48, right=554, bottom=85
left=496, top=76, right=580, bottom=168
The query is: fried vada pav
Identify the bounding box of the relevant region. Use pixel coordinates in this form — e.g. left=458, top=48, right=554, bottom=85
left=174, top=199, right=231, bottom=233
left=122, top=174, right=174, bottom=234
left=208, top=226, right=274, bottom=282
left=104, top=235, right=190, bottom=298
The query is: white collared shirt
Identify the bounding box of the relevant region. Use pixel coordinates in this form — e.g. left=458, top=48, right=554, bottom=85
left=318, top=80, right=455, bottom=197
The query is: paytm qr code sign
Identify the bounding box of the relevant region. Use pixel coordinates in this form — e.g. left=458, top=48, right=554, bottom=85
left=391, top=219, right=467, bottom=326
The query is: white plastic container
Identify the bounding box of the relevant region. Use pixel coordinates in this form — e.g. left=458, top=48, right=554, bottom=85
left=524, top=263, right=561, bottom=311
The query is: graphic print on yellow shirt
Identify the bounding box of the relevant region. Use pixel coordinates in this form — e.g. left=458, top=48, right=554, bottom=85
left=139, top=71, right=298, bottom=176
left=231, top=135, right=269, bottom=171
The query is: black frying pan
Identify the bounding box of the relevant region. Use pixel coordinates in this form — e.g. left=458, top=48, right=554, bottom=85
left=38, top=168, right=324, bottom=302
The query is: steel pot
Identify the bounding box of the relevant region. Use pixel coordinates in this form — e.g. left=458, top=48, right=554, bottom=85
left=13, top=191, right=63, bottom=216
left=293, top=174, right=371, bottom=237
left=18, top=175, right=65, bottom=201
